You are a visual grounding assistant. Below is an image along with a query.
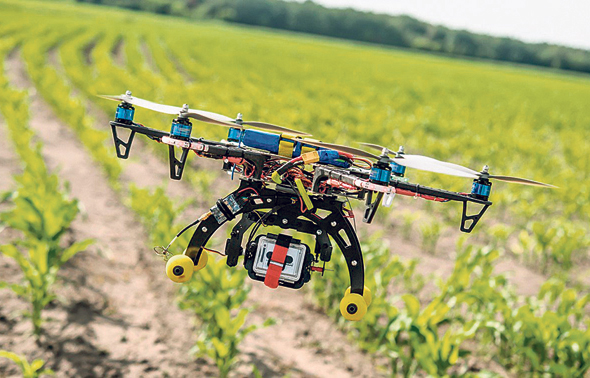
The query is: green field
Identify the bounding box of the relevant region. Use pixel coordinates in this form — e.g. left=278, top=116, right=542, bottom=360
left=2, top=0, right=590, bottom=376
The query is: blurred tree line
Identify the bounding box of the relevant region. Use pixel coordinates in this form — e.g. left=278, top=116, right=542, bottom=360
left=75, top=0, right=590, bottom=74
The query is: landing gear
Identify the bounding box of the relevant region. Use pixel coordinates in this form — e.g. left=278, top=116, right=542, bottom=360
left=340, top=292, right=368, bottom=321
left=165, top=251, right=208, bottom=283
left=169, top=181, right=371, bottom=321
left=166, top=254, right=194, bottom=283
left=345, top=285, right=372, bottom=307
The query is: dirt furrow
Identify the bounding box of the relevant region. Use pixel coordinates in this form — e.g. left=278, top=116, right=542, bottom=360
left=4, top=47, right=381, bottom=377
left=0, top=118, right=19, bottom=194
left=4, top=49, right=209, bottom=377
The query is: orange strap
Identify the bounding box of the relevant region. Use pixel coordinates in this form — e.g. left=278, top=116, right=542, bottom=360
left=264, top=235, right=292, bottom=289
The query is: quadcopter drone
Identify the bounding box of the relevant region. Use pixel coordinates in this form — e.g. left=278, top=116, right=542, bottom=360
left=101, top=91, right=553, bottom=321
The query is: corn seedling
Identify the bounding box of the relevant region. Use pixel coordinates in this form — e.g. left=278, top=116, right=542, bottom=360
left=0, top=350, right=53, bottom=378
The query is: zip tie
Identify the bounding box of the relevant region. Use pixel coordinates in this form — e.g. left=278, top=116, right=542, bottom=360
left=295, top=178, right=314, bottom=211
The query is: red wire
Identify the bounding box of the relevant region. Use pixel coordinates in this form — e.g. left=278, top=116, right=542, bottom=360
left=354, top=157, right=373, bottom=168
left=395, top=188, right=449, bottom=202
left=244, top=163, right=255, bottom=178
left=238, top=187, right=259, bottom=196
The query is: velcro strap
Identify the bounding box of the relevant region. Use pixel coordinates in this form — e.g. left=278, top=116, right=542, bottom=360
left=264, top=234, right=292, bottom=289
left=278, top=139, right=295, bottom=158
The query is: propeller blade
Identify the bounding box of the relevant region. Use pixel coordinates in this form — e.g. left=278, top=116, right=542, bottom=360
left=183, top=111, right=236, bottom=127
left=98, top=94, right=181, bottom=115
left=488, top=175, right=556, bottom=188
left=351, top=138, right=556, bottom=188
left=190, top=109, right=235, bottom=123
left=360, top=142, right=390, bottom=153
left=99, top=94, right=311, bottom=135
left=392, top=155, right=479, bottom=179
left=241, top=121, right=311, bottom=136
left=302, top=140, right=379, bottom=159
left=438, top=161, right=481, bottom=176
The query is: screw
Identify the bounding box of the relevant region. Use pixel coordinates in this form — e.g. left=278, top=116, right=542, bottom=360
left=182, top=104, right=189, bottom=112
left=316, top=229, right=323, bottom=235
left=282, top=219, right=288, bottom=225
left=351, top=260, right=357, bottom=266
left=173, top=266, right=184, bottom=276
left=330, top=221, right=337, bottom=227
left=482, top=165, right=490, bottom=174
left=236, top=113, right=243, bottom=121
left=125, top=90, right=132, bottom=96
left=202, top=226, right=208, bottom=232
left=398, top=145, right=405, bottom=154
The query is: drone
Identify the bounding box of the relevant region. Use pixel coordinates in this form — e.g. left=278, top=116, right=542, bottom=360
left=101, top=91, right=554, bottom=321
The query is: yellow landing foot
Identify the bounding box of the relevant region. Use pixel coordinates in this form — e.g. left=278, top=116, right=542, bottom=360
left=340, top=292, right=368, bottom=321
left=165, top=252, right=208, bottom=283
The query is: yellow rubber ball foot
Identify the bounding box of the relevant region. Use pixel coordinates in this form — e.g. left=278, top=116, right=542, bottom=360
left=166, top=255, right=194, bottom=283
left=340, top=293, right=367, bottom=321
left=194, top=251, right=208, bottom=272
left=345, top=286, right=372, bottom=307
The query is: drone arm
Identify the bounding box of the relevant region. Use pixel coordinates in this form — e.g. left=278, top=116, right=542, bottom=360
left=110, top=121, right=271, bottom=179
left=313, top=166, right=492, bottom=233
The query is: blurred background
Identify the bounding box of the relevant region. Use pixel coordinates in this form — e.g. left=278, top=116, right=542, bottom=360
left=0, top=0, right=589, bottom=377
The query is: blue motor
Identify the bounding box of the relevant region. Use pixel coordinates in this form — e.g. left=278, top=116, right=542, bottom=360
left=115, top=102, right=134, bottom=124
left=390, top=162, right=406, bottom=177
left=471, top=178, right=492, bottom=200
left=170, top=116, right=192, bottom=140
left=227, top=127, right=242, bottom=142
left=390, top=146, right=406, bottom=177
left=369, top=157, right=392, bottom=184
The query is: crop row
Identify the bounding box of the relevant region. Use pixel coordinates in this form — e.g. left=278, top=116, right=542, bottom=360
left=2, top=1, right=590, bottom=376
left=5, top=15, right=261, bottom=377
left=0, top=33, right=89, bottom=376
left=311, top=240, right=590, bottom=376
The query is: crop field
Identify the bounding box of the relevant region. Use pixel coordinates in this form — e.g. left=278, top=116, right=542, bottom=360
left=1, top=0, right=590, bottom=376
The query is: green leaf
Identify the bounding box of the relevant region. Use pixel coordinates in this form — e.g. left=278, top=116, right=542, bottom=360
left=30, top=359, right=45, bottom=371
left=449, top=345, right=460, bottom=365
left=212, top=337, right=229, bottom=358
left=402, top=294, right=420, bottom=318
left=440, top=332, right=451, bottom=361
left=9, top=284, right=29, bottom=298
left=60, top=239, right=93, bottom=264
left=252, top=365, right=263, bottom=378
left=0, top=350, right=23, bottom=364
left=214, top=307, right=230, bottom=327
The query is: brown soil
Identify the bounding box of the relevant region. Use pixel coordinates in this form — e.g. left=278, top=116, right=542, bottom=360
left=1, top=50, right=207, bottom=377
left=111, top=37, right=126, bottom=67
left=0, top=35, right=562, bottom=378
left=0, top=117, right=19, bottom=193
left=139, top=38, right=159, bottom=74
left=367, top=198, right=548, bottom=297
left=0, top=50, right=380, bottom=377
